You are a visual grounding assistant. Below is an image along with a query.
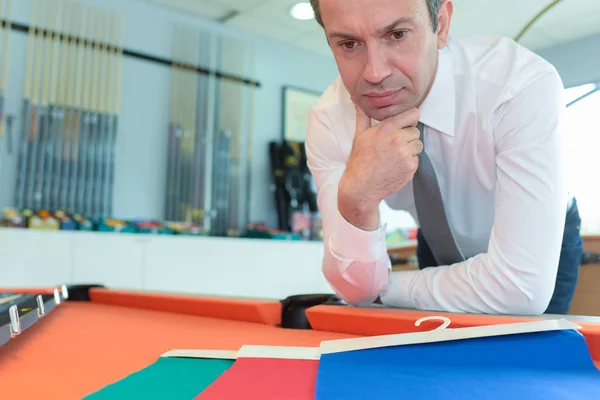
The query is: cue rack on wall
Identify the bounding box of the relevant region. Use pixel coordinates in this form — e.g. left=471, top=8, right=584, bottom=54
left=10, top=0, right=125, bottom=217
left=164, top=22, right=256, bottom=237
left=0, top=0, right=259, bottom=238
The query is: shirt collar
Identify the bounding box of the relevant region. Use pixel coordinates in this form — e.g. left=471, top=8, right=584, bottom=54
left=418, top=45, right=456, bottom=136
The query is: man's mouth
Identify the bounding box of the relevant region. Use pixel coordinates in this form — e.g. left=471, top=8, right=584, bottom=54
left=364, top=89, right=402, bottom=108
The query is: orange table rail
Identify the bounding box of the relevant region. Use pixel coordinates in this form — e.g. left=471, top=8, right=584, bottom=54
left=0, top=287, right=283, bottom=326
left=89, top=288, right=283, bottom=326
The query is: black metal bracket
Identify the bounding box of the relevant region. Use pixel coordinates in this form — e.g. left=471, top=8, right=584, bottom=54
left=0, top=18, right=261, bottom=88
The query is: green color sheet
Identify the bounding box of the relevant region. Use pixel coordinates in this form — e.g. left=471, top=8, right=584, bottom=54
left=84, top=357, right=235, bottom=399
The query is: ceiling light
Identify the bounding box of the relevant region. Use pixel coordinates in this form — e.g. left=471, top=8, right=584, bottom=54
left=290, top=2, right=314, bottom=20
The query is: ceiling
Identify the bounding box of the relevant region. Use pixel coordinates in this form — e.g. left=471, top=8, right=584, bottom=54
left=143, top=0, right=600, bottom=57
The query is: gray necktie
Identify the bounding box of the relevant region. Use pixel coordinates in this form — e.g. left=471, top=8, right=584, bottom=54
left=413, top=122, right=465, bottom=265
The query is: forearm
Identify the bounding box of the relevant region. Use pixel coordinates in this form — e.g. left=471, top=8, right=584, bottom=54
left=306, top=107, right=391, bottom=306
left=315, top=173, right=391, bottom=305
left=380, top=250, right=558, bottom=315
left=323, top=194, right=390, bottom=305
left=337, top=174, right=380, bottom=231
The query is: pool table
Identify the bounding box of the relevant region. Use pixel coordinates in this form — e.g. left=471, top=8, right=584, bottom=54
left=1, top=285, right=600, bottom=399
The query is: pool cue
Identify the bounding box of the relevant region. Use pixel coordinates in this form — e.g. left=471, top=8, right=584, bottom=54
left=14, top=0, right=36, bottom=209
left=245, top=66, right=256, bottom=232
left=240, top=45, right=256, bottom=234
left=177, top=28, right=187, bottom=222
left=44, top=0, right=63, bottom=211
left=36, top=0, right=52, bottom=209
left=59, top=0, right=77, bottom=210
left=191, top=30, right=211, bottom=227
left=94, top=10, right=110, bottom=216
left=105, top=11, right=123, bottom=217
left=52, top=0, right=71, bottom=211
left=202, top=35, right=219, bottom=234
left=33, top=0, right=58, bottom=210
left=244, top=59, right=255, bottom=234
left=67, top=4, right=87, bottom=212
left=0, top=0, right=12, bottom=191
left=76, top=5, right=95, bottom=213
left=180, top=25, right=195, bottom=223
left=5, top=114, right=12, bottom=153
left=99, top=10, right=115, bottom=217
left=213, top=129, right=232, bottom=235
left=170, top=26, right=183, bottom=221
left=182, top=26, right=200, bottom=224
left=25, top=0, right=47, bottom=210
left=189, top=28, right=201, bottom=224
left=190, top=29, right=205, bottom=226
left=209, top=48, right=224, bottom=235
left=84, top=7, right=101, bottom=216
left=87, top=8, right=107, bottom=216
left=83, top=6, right=98, bottom=215
left=164, top=26, right=181, bottom=221
left=173, top=26, right=189, bottom=222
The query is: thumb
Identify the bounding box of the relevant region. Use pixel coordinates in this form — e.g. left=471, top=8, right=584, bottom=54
left=354, top=104, right=371, bottom=135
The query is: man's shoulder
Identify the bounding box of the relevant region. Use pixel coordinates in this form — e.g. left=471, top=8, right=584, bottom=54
left=311, top=76, right=353, bottom=116
left=448, top=35, right=560, bottom=94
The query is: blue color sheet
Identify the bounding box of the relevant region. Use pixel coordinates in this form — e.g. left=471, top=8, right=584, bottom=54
left=315, top=329, right=600, bottom=399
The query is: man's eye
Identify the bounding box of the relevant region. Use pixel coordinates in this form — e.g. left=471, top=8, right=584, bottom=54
left=340, top=41, right=358, bottom=50
left=391, top=30, right=407, bottom=40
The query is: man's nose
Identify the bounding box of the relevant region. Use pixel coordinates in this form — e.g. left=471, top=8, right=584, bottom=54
left=363, top=45, right=392, bottom=84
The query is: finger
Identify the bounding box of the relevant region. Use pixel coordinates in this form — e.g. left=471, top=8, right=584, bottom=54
left=354, top=104, right=371, bottom=135
left=403, top=126, right=421, bottom=142
left=409, top=139, right=424, bottom=155
left=387, top=126, right=419, bottom=147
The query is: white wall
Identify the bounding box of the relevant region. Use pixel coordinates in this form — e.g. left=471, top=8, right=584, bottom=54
left=0, top=227, right=333, bottom=299
left=0, top=0, right=339, bottom=228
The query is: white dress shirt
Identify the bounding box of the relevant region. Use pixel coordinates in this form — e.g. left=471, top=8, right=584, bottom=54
left=305, top=35, right=568, bottom=315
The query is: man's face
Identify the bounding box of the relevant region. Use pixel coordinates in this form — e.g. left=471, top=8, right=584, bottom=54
left=320, top=0, right=452, bottom=121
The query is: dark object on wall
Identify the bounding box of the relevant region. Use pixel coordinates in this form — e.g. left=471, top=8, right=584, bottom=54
left=269, top=141, right=289, bottom=232
left=269, top=140, right=318, bottom=234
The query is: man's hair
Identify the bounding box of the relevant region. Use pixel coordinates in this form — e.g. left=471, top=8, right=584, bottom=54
left=310, top=0, right=444, bottom=32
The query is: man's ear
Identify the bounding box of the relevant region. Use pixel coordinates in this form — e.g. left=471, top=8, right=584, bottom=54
left=437, top=0, right=453, bottom=48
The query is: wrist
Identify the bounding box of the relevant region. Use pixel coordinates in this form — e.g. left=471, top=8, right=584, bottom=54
left=338, top=176, right=380, bottom=231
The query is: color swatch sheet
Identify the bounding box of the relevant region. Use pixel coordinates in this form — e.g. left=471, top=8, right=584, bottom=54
left=315, top=326, right=600, bottom=399
left=84, top=355, right=234, bottom=399
left=197, top=346, right=320, bottom=400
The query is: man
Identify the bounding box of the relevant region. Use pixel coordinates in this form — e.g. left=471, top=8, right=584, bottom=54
left=305, top=0, right=583, bottom=315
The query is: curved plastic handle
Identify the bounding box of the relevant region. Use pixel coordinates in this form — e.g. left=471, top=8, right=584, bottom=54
left=415, top=316, right=452, bottom=331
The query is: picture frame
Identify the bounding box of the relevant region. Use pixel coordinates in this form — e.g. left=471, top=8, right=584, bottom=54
left=282, top=85, right=321, bottom=142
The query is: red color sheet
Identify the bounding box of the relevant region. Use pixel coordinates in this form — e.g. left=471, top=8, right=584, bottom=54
left=195, top=358, right=318, bottom=400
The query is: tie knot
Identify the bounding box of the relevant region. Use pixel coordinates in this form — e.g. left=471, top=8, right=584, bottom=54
left=417, top=122, right=425, bottom=144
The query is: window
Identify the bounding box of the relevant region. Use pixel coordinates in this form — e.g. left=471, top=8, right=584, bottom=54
left=564, top=82, right=600, bottom=234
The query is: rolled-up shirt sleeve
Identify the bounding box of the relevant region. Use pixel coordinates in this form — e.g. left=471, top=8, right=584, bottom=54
left=306, top=107, right=391, bottom=306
